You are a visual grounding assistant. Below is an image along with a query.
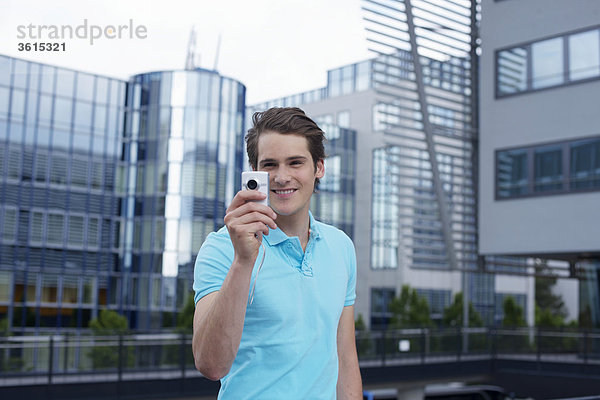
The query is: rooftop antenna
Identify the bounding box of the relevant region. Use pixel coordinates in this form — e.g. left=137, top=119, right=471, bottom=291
left=213, top=33, right=222, bottom=71
left=185, top=25, right=200, bottom=70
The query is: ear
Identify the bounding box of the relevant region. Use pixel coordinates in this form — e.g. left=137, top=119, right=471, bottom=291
left=315, top=159, right=325, bottom=179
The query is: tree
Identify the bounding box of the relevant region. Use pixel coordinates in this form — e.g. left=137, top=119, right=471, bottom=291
left=502, top=296, right=526, bottom=327
left=354, top=313, right=372, bottom=357
left=0, top=317, right=9, bottom=336
left=388, top=285, right=432, bottom=329
left=355, top=313, right=366, bottom=331
left=536, top=305, right=566, bottom=328
left=442, top=292, right=483, bottom=328
left=89, top=309, right=128, bottom=335
left=176, top=292, right=196, bottom=332
left=535, top=275, right=568, bottom=326
left=88, top=310, right=132, bottom=369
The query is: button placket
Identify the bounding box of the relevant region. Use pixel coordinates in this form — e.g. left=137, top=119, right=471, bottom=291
left=301, top=237, right=316, bottom=277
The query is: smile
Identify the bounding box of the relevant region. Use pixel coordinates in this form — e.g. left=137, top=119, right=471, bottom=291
left=273, top=189, right=296, bottom=195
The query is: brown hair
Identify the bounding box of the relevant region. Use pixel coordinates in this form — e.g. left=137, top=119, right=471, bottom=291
left=246, top=107, right=326, bottom=189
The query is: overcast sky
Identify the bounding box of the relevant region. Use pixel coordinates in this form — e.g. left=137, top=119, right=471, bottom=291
left=2, top=0, right=372, bottom=104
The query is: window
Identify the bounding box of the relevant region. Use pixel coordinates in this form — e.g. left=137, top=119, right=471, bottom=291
left=570, top=139, right=600, bottom=189
left=497, top=47, right=529, bottom=95
left=415, top=289, right=451, bottom=316
left=53, top=97, right=73, bottom=130
left=0, top=86, right=9, bottom=118
left=337, top=111, right=350, bottom=129
left=532, top=38, right=564, bottom=89
left=569, top=30, right=600, bottom=81
left=34, top=152, right=48, bottom=182
left=71, top=158, right=88, bottom=187
left=49, top=154, right=67, bottom=185
left=497, top=149, right=528, bottom=197
left=534, top=146, right=563, bottom=192
left=0, top=271, right=10, bottom=302
left=74, top=101, right=93, bottom=131
left=30, top=211, right=44, bottom=243
left=0, top=56, right=10, bottom=86
left=40, top=274, right=58, bottom=303
left=55, top=69, right=75, bottom=98
left=61, top=276, right=78, bottom=304
left=371, top=288, right=395, bottom=330
left=497, top=26, right=600, bottom=97
left=496, top=136, right=600, bottom=199
left=328, top=68, right=341, bottom=97
left=47, top=213, right=64, bottom=244
left=68, top=215, right=84, bottom=246
left=10, top=89, right=26, bottom=118
left=41, top=65, right=56, bottom=94
left=2, top=208, right=17, bottom=240
left=371, top=147, right=400, bottom=269
left=76, top=73, right=95, bottom=102
left=356, top=60, right=371, bottom=91
left=321, top=156, right=341, bottom=192
left=38, top=94, right=53, bottom=125
left=341, top=65, right=354, bottom=95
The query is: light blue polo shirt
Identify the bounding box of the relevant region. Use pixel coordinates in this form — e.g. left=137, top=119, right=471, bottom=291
left=193, top=211, right=356, bottom=400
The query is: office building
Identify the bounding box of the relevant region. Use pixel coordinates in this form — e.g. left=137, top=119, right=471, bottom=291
left=479, top=0, right=600, bottom=326
left=249, top=0, right=541, bottom=328
left=0, top=55, right=246, bottom=331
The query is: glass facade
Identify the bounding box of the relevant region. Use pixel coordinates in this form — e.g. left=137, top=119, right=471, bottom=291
left=496, top=135, right=600, bottom=199
left=1, top=55, right=125, bottom=331
left=369, top=50, right=477, bottom=272
left=120, top=69, right=245, bottom=329
left=580, top=260, right=600, bottom=328
left=496, top=25, right=600, bottom=97
left=415, top=288, right=452, bottom=319
left=370, top=287, right=395, bottom=330
left=371, top=147, right=400, bottom=269
left=310, top=124, right=356, bottom=238
left=0, top=55, right=246, bottom=331
left=249, top=58, right=374, bottom=113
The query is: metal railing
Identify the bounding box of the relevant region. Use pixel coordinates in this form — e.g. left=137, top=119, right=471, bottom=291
left=1, top=327, right=599, bottom=385
left=355, top=327, right=600, bottom=367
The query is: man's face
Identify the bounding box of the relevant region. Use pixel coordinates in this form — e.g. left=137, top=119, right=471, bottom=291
left=256, top=131, right=324, bottom=218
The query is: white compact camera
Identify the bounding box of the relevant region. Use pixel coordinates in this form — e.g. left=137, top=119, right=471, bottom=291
left=241, top=171, right=269, bottom=206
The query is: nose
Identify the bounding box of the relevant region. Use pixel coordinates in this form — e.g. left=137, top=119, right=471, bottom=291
left=272, top=166, right=291, bottom=186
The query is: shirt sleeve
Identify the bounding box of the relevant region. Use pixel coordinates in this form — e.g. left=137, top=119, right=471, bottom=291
left=344, top=236, right=357, bottom=307
left=193, top=229, right=235, bottom=304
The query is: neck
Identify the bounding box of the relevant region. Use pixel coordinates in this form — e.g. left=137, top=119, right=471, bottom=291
left=276, top=211, right=311, bottom=249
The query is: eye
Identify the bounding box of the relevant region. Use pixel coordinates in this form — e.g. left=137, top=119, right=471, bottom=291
left=290, top=160, right=304, bottom=166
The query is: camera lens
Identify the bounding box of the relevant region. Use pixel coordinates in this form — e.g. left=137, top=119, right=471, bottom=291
left=247, top=179, right=258, bottom=190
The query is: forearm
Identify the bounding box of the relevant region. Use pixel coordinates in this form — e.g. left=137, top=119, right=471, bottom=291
left=192, top=259, right=253, bottom=380
left=337, top=354, right=363, bottom=400
left=337, top=306, right=363, bottom=399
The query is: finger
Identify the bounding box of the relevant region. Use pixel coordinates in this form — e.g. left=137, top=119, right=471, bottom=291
left=226, top=201, right=277, bottom=223
left=229, top=221, right=270, bottom=242
left=231, top=211, right=277, bottom=230
left=226, top=190, right=268, bottom=213
left=250, top=222, right=270, bottom=238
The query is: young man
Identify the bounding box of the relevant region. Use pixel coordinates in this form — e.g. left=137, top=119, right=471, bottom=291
left=192, top=107, right=362, bottom=399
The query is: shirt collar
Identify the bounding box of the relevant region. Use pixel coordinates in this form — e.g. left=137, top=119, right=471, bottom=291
left=263, top=211, right=321, bottom=246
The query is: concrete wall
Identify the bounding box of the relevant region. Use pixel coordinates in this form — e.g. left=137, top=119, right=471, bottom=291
left=479, top=0, right=600, bottom=256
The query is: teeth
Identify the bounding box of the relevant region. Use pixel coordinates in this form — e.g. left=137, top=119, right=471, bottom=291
left=275, top=189, right=294, bottom=194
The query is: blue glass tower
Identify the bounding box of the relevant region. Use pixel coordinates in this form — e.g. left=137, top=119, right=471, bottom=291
left=0, top=55, right=126, bottom=330
left=0, top=55, right=246, bottom=331
left=121, top=69, right=245, bottom=329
